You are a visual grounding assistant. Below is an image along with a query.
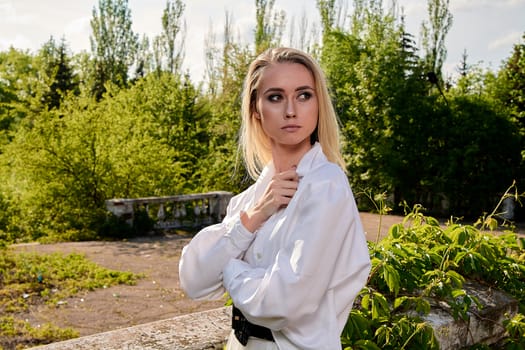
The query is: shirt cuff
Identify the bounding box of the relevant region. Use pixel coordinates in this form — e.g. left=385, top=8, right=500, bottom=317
left=225, top=214, right=255, bottom=252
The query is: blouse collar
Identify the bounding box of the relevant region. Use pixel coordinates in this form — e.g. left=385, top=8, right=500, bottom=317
left=259, top=142, right=325, bottom=182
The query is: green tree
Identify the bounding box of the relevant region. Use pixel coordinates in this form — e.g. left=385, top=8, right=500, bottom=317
left=125, top=72, right=210, bottom=190
left=421, top=0, right=453, bottom=80
left=160, top=0, right=186, bottom=74
left=491, top=33, right=525, bottom=208
left=201, top=12, right=254, bottom=192
left=0, top=48, right=39, bottom=146
left=438, top=96, right=521, bottom=216
left=90, top=0, right=138, bottom=99
left=0, top=85, right=186, bottom=240
left=495, top=33, right=525, bottom=130
left=37, top=37, right=79, bottom=110
left=134, top=34, right=153, bottom=79
left=318, top=0, right=337, bottom=34
left=254, top=0, right=286, bottom=54
left=321, top=1, right=430, bottom=208
left=454, top=49, right=483, bottom=95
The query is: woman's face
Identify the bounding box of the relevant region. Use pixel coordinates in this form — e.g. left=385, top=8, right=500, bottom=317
left=255, top=62, right=318, bottom=152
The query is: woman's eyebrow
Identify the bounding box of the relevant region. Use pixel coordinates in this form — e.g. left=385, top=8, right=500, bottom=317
left=295, top=85, right=315, bottom=91
left=262, top=87, right=285, bottom=94
left=262, top=85, right=315, bottom=94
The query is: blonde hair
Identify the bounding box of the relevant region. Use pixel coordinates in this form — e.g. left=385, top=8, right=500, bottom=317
left=239, top=47, right=345, bottom=179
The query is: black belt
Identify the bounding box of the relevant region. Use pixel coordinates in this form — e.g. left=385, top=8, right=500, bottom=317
left=232, top=306, right=275, bottom=346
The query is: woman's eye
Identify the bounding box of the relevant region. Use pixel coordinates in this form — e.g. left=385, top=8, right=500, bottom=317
left=298, top=91, right=312, bottom=101
left=268, top=94, right=282, bottom=102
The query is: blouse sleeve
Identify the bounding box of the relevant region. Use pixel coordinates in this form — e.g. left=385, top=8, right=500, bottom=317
left=178, top=196, right=256, bottom=300
left=222, top=173, right=370, bottom=330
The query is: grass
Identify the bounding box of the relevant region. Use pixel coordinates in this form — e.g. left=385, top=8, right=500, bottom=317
left=0, top=248, right=143, bottom=349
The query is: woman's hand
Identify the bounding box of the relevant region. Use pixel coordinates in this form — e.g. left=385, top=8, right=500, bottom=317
left=241, top=168, right=300, bottom=233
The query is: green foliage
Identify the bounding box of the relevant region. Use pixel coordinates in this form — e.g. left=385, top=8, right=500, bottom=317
left=489, top=32, right=525, bottom=193
left=320, top=7, right=433, bottom=209
left=199, top=23, right=255, bottom=192
left=321, top=3, right=522, bottom=218
left=0, top=250, right=140, bottom=311
left=90, top=0, right=138, bottom=99
left=0, top=249, right=141, bottom=348
left=495, top=33, right=525, bottom=124
left=0, top=315, right=78, bottom=349
left=420, top=0, right=453, bottom=78
left=0, top=81, right=188, bottom=241
left=384, top=94, right=522, bottom=218
left=502, top=313, right=525, bottom=349
left=254, top=0, right=286, bottom=54
left=124, top=72, right=209, bottom=191
left=159, top=0, right=186, bottom=74
left=0, top=48, right=40, bottom=147
left=342, top=204, right=525, bottom=349
left=37, top=37, right=79, bottom=110
left=0, top=0, right=522, bottom=239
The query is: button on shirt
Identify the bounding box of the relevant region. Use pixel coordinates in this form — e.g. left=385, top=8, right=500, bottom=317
left=179, top=143, right=371, bottom=349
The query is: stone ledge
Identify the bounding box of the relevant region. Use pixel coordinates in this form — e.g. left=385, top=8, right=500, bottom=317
left=31, top=282, right=517, bottom=350
left=424, top=280, right=518, bottom=350
left=31, top=307, right=232, bottom=350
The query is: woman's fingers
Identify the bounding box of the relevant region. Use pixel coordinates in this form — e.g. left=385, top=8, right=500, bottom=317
left=243, top=168, right=301, bottom=231
left=265, top=169, right=300, bottom=208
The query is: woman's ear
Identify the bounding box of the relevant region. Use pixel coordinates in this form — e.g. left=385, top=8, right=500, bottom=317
left=252, top=101, right=261, bottom=119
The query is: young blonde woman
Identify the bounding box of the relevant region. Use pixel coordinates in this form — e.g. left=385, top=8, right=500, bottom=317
left=179, top=47, right=371, bottom=349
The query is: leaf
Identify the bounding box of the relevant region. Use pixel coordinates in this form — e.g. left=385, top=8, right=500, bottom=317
left=451, top=288, right=466, bottom=299
left=389, top=223, right=403, bottom=238
left=361, top=293, right=370, bottom=310
left=383, top=263, right=401, bottom=297
left=393, top=296, right=409, bottom=310
left=371, top=292, right=391, bottom=319
left=446, top=270, right=465, bottom=287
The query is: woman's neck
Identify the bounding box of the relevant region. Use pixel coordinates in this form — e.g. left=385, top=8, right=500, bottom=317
left=271, top=142, right=312, bottom=173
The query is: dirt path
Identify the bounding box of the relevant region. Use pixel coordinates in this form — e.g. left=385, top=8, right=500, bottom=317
left=6, top=213, right=439, bottom=337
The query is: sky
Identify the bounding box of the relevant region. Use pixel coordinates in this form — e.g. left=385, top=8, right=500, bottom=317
left=1, top=0, right=524, bottom=83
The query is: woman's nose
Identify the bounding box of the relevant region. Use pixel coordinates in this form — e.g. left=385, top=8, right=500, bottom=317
left=285, top=100, right=296, bottom=118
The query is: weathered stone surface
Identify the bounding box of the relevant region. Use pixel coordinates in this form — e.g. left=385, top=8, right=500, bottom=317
left=31, top=281, right=517, bottom=350
left=31, top=307, right=231, bottom=350
left=423, top=281, right=518, bottom=350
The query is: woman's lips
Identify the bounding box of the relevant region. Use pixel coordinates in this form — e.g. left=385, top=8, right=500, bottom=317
left=282, top=124, right=301, bottom=131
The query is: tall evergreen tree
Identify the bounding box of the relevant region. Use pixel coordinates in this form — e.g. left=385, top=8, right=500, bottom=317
left=38, top=37, right=78, bottom=110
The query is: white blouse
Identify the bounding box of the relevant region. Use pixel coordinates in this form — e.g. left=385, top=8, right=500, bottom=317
left=179, top=143, right=371, bottom=349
